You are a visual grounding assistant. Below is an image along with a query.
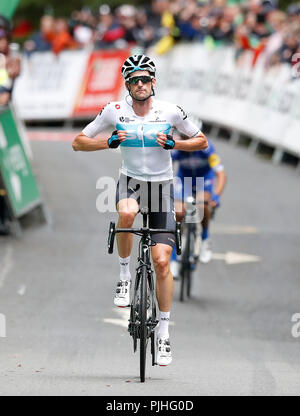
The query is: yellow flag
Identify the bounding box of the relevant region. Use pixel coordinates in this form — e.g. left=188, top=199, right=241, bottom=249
left=161, top=11, right=175, bottom=29
left=154, top=35, right=175, bottom=55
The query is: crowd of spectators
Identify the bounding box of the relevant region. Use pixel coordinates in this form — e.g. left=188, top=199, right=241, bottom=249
left=0, top=16, right=21, bottom=234
left=18, top=0, right=300, bottom=71
left=0, top=15, right=21, bottom=106
left=0, top=0, right=299, bottom=234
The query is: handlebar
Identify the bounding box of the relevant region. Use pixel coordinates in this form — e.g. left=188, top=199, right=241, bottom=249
left=114, top=228, right=176, bottom=235
left=108, top=221, right=182, bottom=255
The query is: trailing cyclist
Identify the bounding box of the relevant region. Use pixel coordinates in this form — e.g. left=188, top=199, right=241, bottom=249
left=170, top=132, right=226, bottom=276
left=72, top=54, right=208, bottom=366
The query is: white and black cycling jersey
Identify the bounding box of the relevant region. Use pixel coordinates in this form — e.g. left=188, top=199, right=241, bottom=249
left=82, top=96, right=201, bottom=182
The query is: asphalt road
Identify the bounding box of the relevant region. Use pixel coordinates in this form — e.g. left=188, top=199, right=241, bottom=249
left=0, top=131, right=300, bottom=396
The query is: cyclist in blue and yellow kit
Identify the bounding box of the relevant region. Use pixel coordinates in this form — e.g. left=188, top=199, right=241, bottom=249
left=170, top=132, right=226, bottom=276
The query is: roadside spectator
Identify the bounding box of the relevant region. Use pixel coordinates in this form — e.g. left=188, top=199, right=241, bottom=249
left=207, top=7, right=235, bottom=45
left=145, top=0, right=172, bottom=42
left=277, top=23, right=300, bottom=64
left=287, top=2, right=300, bottom=23
left=116, top=4, right=138, bottom=46
left=0, top=16, right=21, bottom=106
left=24, top=15, right=54, bottom=55
left=70, top=8, right=95, bottom=47
left=47, top=18, right=78, bottom=55
left=0, top=15, right=20, bottom=236
left=262, top=10, right=287, bottom=68
left=13, top=0, right=300, bottom=71
left=95, top=4, right=126, bottom=49
left=133, top=8, right=156, bottom=49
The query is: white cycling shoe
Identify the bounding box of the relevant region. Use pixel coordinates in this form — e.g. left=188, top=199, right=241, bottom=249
left=114, top=280, right=131, bottom=307
left=199, top=239, right=212, bottom=264
left=157, top=337, right=172, bottom=366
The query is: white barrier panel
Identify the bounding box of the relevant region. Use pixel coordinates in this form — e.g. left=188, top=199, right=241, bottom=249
left=11, top=45, right=300, bottom=158
left=13, top=49, right=90, bottom=120
left=153, top=44, right=300, bottom=157
left=73, top=49, right=129, bottom=118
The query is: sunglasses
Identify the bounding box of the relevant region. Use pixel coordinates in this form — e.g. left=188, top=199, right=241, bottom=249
left=127, top=75, right=152, bottom=85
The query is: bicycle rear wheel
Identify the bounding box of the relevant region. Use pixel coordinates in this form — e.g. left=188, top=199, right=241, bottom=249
left=179, top=266, right=185, bottom=302
left=139, top=265, right=148, bottom=382
left=186, top=230, right=195, bottom=298
left=180, top=226, right=190, bottom=302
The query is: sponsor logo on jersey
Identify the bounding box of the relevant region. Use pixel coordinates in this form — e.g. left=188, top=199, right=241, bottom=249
left=208, top=153, right=221, bottom=168
left=119, top=117, right=132, bottom=123
left=149, top=118, right=167, bottom=123
left=98, top=102, right=110, bottom=116
left=177, top=105, right=187, bottom=120
left=115, top=104, right=121, bottom=110
left=116, top=123, right=171, bottom=147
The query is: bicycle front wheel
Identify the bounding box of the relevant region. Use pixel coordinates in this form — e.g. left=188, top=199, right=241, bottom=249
left=139, top=265, right=148, bottom=382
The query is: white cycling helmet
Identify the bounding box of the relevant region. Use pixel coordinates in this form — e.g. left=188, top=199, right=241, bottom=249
left=121, top=55, right=156, bottom=81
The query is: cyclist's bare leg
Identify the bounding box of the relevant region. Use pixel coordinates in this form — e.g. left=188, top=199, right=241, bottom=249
left=151, top=243, right=173, bottom=312
left=116, top=198, right=139, bottom=258
left=197, top=191, right=211, bottom=230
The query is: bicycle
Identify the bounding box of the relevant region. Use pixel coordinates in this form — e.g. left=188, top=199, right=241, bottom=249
left=107, top=207, right=181, bottom=383
left=179, top=198, right=216, bottom=302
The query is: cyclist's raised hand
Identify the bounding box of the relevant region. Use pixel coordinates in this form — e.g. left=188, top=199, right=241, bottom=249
left=108, top=130, right=126, bottom=148
left=156, top=132, right=175, bottom=150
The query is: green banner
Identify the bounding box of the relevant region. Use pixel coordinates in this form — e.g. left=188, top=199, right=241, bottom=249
left=0, top=0, right=20, bottom=19
left=0, top=106, right=41, bottom=218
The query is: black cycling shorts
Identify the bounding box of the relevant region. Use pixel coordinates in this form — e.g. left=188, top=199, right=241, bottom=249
left=116, top=174, right=176, bottom=248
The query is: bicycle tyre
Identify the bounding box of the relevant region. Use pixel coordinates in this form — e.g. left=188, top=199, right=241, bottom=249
left=108, top=222, right=115, bottom=254
left=186, top=230, right=195, bottom=298
left=179, top=267, right=185, bottom=302
left=139, top=265, right=148, bottom=382
left=180, top=225, right=190, bottom=302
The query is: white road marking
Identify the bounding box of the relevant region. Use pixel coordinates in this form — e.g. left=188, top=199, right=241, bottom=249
left=0, top=245, right=13, bottom=289
left=0, top=313, right=6, bottom=337
left=103, top=307, right=130, bottom=329
left=211, top=224, right=258, bottom=234
left=103, top=308, right=175, bottom=328
left=17, top=285, right=26, bottom=296
left=212, top=251, right=261, bottom=265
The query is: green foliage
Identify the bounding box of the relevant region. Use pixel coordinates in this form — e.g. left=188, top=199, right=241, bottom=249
left=14, top=0, right=148, bottom=29
left=12, top=0, right=300, bottom=31
left=278, top=0, right=297, bottom=11
left=15, top=0, right=146, bottom=17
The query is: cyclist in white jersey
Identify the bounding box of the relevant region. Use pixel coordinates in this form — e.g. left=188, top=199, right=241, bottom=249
left=72, top=55, right=208, bottom=366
